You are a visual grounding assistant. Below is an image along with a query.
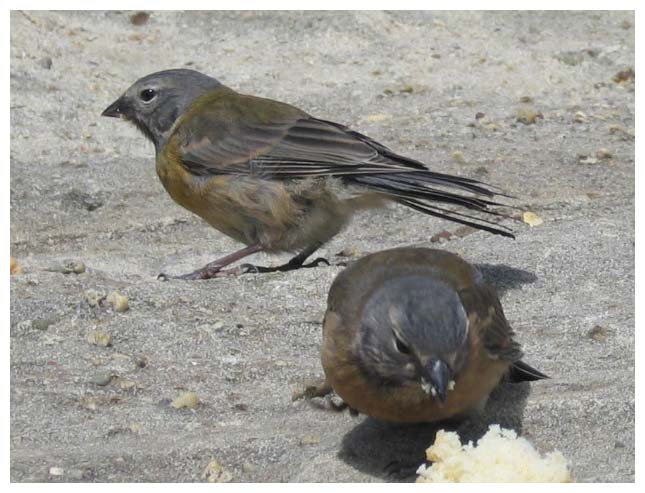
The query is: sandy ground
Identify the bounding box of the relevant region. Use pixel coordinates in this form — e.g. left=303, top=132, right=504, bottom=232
left=10, top=11, right=634, bottom=482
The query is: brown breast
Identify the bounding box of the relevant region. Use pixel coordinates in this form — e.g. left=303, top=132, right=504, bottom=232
left=322, top=311, right=510, bottom=423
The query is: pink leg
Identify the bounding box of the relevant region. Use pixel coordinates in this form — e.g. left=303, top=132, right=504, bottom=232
left=158, top=244, right=264, bottom=281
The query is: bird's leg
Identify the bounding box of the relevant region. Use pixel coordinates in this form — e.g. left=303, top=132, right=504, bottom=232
left=158, top=244, right=264, bottom=280
left=240, top=243, right=330, bottom=274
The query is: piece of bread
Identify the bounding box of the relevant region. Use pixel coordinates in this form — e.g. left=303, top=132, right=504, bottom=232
left=416, top=425, right=572, bottom=483
left=10, top=256, right=23, bottom=275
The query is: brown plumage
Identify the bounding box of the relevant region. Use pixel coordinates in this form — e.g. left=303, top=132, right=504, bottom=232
left=103, top=69, right=514, bottom=279
left=320, top=247, right=546, bottom=423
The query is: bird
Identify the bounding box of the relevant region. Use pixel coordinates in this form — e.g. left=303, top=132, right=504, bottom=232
left=319, top=246, right=546, bottom=423
left=102, top=69, right=514, bottom=280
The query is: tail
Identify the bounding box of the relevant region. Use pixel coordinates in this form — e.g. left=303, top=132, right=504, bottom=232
left=508, top=360, right=549, bottom=382
left=348, top=170, right=516, bottom=238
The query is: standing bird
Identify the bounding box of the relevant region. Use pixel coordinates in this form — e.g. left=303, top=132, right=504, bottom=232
left=320, top=247, right=546, bottom=423
left=102, top=69, right=513, bottom=280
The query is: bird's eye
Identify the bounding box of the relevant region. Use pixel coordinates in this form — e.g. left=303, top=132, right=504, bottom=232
left=393, top=335, right=410, bottom=354
left=140, top=88, right=156, bottom=102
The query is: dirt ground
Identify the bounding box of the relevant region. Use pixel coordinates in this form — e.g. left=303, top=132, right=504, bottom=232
left=10, top=11, right=634, bottom=482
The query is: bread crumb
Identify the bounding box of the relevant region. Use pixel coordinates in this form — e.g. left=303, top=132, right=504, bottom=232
left=171, top=391, right=200, bottom=409
left=416, top=425, right=572, bottom=483
left=202, top=459, right=232, bottom=483
left=452, top=151, right=466, bottom=163
left=107, top=291, right=130, bottom=312
left=522, top=211, right=543, bottom=227
left=10, top=256, right=23, bottom=275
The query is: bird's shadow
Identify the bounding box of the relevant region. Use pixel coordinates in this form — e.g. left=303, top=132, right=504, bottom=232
left=337, top=381, right=532, bottom=482
left=475, top=263, right=537, bottom=298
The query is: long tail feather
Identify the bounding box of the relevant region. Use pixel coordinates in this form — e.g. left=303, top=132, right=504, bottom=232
left=347, top=171, right=515, bottom=238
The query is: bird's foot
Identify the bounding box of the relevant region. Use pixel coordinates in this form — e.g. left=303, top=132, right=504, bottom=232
left=157, top=263, right=240, bottom=281
left=240, top=256, right=330, bottom=274
left=156, top=244, right=266, bottom=281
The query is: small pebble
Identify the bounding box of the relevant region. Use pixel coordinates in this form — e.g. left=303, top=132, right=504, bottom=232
left=555, top=50, right=585, bottom=66
left=90, top=370, right=113, bottom=386
left=612, top=68, right=634, bottom=83
left=66, top=469, right=85, bottom=481
left=299, top=434, right=321, bottom=446
left=32, top=318, right=56, bottom=331
left=117, top=378, right=137, bottom=391
left=588, top=325, right=609, bottom=342
left=573, top=111, right=587, bottom=123
left=48, top=466, right=64, bottom=478
left=516, top=107, right=543, bottom=125
left=87, top=330, right=112, bottom=347
left=47, top=260, right=86, bottom=274
left=129, top=11, right=150, bottom=25
left=37, top=56, right=53, bottom=69
left=519, top=95, right=533, bottom=103
left=171, top=391, right=200, bottom=409
left=474, top=166, right=489, bottom=175
left=242, top=462, right=257, bottom=473
left=454, top=226, right=476, bottom=238
left=111, top=352, right=131, bottom=361
left=84, top=289, right=106, bottom=307
left=80, top=395, right=99, bottom=411
left=336, top=245, right=359, bottom=257
left=430, top=230, right=454, bottom=243
left=62, top=189, right=104, bottom=211
left=202, top=459, right=232, bottom=483
left=107, top=291, right=129, bottom=312
left=365, top=113, right=389, bottom=123
left=596, top=148, right=613, bottom=159
left=578, top=154, right=599, bottom=165
left=63, top=260, right=85, bottom=274
left=452, top=151, right=466, bottom=163
left=69, top=261, right=86, bottom=274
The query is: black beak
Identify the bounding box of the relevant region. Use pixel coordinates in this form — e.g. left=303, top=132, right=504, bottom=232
left=102, top=97, right=126, bottom=118
left=421, top=359, right=451, bottom=403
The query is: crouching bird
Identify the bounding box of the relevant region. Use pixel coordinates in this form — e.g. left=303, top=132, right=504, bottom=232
left=320, top=247, right=546, bottom=423
left=102, top=69, right=514, bottom=280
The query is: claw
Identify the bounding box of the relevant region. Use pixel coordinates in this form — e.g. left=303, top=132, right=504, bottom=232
left=240, top=263, right=261, bottom=274
left=307, top=257, right=330, bottom=267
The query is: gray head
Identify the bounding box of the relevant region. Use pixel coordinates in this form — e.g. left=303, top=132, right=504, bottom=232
left=102, top=69, right=222, bottom=151
left=357, top=275, right=470, bottom=402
